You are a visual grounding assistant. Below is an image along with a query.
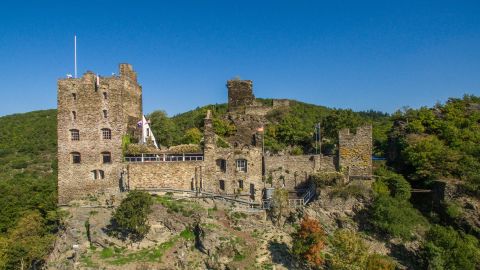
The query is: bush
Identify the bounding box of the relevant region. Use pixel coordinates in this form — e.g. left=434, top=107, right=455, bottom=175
left=291, top=217, right=326, bottom=268
left=327, top=229, right=368, bottom=270
left=365, top=254, right=396, bottom=270
left=375, top=167, right=411, bottom=200
left=422, top=225, right=480, bottom=270
left=370, top=195, right=427, bottom=240
left=330, top=184, right=370, bottom=200
left=110, top=191, right=153, bottom=241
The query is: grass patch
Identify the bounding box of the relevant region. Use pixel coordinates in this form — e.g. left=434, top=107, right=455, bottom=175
left=100, top=238, right=177, bottom=265
left=154, top=195, right=203, bottom=217
left=180, top=228, right=195, bottom=241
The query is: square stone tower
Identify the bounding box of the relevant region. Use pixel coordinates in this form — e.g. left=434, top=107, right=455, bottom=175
left=227, top=79, right=254, bottom=112
left=57, top=64, right=142, bottom=204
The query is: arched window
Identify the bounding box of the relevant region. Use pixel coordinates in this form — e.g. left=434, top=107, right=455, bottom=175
left=101, top=128, right=111, bottom=140
left=235, top=159, right=247, bottom=172
left=70, top=129, right=79, bottom=141
left=102, top=152, right=111, bottom=164
left=216, top=159, right=227, bottom=172
left=71, top=152, right=81, bottom=164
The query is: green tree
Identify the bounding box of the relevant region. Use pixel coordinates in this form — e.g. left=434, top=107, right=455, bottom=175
left=148, top=110, right=179, bottom=147
left=182, top=127, right=202, bottom=144
left=370, top=195, right=427, bottom=240
left=0, top=211, right=54, bottom=269
left=422, top=225, right=480, bottom=270
left=110, top=191, right=153, bottom=241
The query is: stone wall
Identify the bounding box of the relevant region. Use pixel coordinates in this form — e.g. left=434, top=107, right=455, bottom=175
left=338, top=125, right=372, bottom=178
left=57, top=64, right=142, bottom=204
left=265, top=155, right=336, bottom=190
left=127, top=161, right=203, bottom=190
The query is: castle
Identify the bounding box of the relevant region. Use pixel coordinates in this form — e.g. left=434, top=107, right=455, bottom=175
left=57, top=64, right=372, bottom=205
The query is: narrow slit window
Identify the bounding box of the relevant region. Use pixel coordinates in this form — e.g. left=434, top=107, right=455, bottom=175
left=219, top=180, right=225, bottom=191
left=103, top=110, right=108, bottom=118
left=238, top=180, right=244, bottom=189
left=72, top=111, right=77, bottom=120
left=103, top=92, right=107, bottom=99
left=72, top=93, right=77, bottom=100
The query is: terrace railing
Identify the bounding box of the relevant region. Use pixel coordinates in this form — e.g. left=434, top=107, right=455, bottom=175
left=124, top=153, right=204, bottom=163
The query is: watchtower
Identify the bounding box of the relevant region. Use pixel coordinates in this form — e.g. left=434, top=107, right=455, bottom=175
left=57, top=64, right=142, bottom=204
left=227, top=79, right=254, bottom=112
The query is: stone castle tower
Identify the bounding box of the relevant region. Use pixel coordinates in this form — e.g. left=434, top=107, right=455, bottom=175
left=57, top=64, right=142, bottom=204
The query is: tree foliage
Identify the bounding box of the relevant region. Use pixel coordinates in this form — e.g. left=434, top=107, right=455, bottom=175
left=110, top=191, right=153, bottom=241
left=291, top=216, right=326, bottom=268
left=0, top=110, right=58, bottom=269
left=422, top=225, right=480, bottom=270
left=369, top=195, right=427, bottom=240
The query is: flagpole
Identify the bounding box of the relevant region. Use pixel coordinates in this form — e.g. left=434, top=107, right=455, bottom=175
left=74, top=35, right=77, bottom=78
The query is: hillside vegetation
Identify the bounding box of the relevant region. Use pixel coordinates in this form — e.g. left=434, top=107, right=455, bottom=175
left=0, top=110, right=59, bottom=269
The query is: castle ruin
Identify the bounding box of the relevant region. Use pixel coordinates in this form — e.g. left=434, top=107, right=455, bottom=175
left=57, top=64, right=372, bottom=205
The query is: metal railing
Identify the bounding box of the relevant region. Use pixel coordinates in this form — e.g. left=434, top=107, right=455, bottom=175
left=124, top=153, right=204, bottom=163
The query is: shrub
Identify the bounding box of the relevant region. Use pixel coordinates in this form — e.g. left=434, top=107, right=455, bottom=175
left=422, top=225, right=480, bottom=270
left=330, top=184, right=370, bottom=200
left=375, top=167, right=411, bottom=200
left=110, top=191, right=153, bottom=241
left=365, top=254, right=396, bottom=270
left=291, top=216, right=326, bottom=268
left=327, top=229, right=368, bottom=270
left=370, top=195, right=427, bottom=240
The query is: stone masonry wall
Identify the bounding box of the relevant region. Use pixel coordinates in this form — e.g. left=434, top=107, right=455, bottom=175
left=57, top=64, right=142, bottom=204
left=265, top=155, right=336, bottom=190
left=127, top=161, right=203, bottom=191
left=338, top=125, right=372, bottom=178
left=227, top=80, right=254, bottom=112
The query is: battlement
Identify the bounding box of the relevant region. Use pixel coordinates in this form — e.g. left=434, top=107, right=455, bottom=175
left=227, top=79, right=255, bottom=111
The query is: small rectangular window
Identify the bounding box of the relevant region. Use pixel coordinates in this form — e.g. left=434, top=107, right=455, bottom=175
left=72, top=93, right=77, bottom=100
left=70, top=129, right=80, bottom=141
left=103, top=110, right=108, bottom=118
left=98, top=170, right=105, bottom=179
left=102, top=152, right=111, bottom=164
left=238, top=180, right=244, bottom=189
left=72, top=153, right=81, bottom=164
left=72, top=111, right=76, bottom=120
left=91, top=170, right=97, bottom=180
left=102, top=128, right=111, bottom=140
left=219, top=180, right=225, bottom=191
left=235, top=159, right=247, bottom=172
left=103, top=92, right=107, bottom=99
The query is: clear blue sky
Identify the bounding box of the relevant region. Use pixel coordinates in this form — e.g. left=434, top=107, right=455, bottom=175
left=1, top=1, right=479, bottom=117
